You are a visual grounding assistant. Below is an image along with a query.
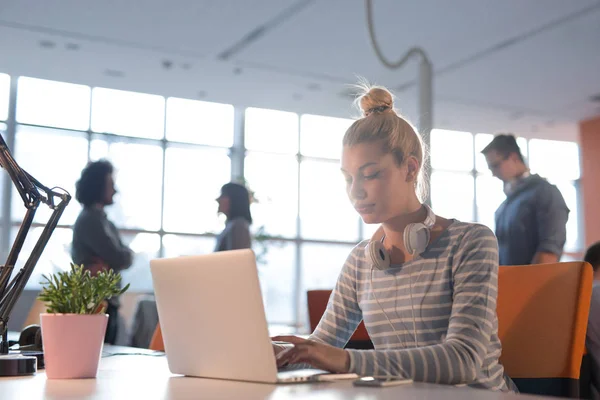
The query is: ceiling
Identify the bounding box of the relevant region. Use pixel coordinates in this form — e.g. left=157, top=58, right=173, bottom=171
left=0, top=0, right=599, bottom=142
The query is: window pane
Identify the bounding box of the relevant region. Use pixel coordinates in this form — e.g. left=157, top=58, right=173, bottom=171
left=0, top=73, right=9, bottom=121
left=0, top=123, right=6, bottom=227
left=163, top=145, right=230, bottom=234
left=245, top=108, right=298, bottom=154
left=162, top=234, right=216, bottom=258
left=431, top=171, right=474, bottom=222
left=91, top=88, right=165, bottom=139
left=11, top=126, right=87, bottom=225
left=362, top=222, right=381, bottom=241
left=16, top=77, right=90, bottom=130
left=300, top=114, right=352, bottom=159
left=120, top=232, right=160, bottom=292
left=16, top=227, right=73, bottom=289
left=430, top=129, right=473, bottom=171
left=475, top=133, right=528, bottom=173
left=245, top=153, right=298, bottom=238
left=529, top=139, right=580, bottom=181
left=300, top=242, right=354, bottom=328
left=300, top=160, right=358, bottom=241
left=90, top=137, right=163, bottom=230
left=475, top=175, right=505, bottom=231
left=166, top=98, right=233, bottom=146
left=556, top=182, right=579, bottom=252
left=255, top=240, right=296, bottom=324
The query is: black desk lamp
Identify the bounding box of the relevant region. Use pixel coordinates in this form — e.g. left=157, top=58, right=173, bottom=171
left=0, top=133, right=71, bottom=376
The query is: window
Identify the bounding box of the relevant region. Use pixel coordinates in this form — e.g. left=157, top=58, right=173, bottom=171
left=0, top=123, right=5, bottom=228
left=431, top=129, right=474, bottom=171
left=300, top=114, right=352, bottom=159
left=431, top=171, right=474, bottom=222
left=0, top=73, right=9, bottom=121
left=90, top=136, right=164, bottom=231
left=529, top=139, right=580, bottom=181
left=299, top=242, right=354, bottom=325
left=163, top=145, right=230, bottom=234
left=475, top=175, right=504, bottom=231
left=162, top=234, right=215, bottom=258
left=10, top=227, right=73, bottom=289
left=556, top=182, right=579, bottom=252
left=166, top=97, right=234, bottom=146
left=255, top=241, right=296, bottom=324
left=245, top=153, right=298, bottom=238
left=16, top=77, right=90, bottom=130
left=91, top=88, right=165, bottom=139
left=362, top=221, right=380, bottom=240
left=300, top=160, right=359, bottom=241
left=120, top=232, right=161, bottom=291
left=245, top=108, right=298, bottom=154
left=11, top=126, right=88, bottom=225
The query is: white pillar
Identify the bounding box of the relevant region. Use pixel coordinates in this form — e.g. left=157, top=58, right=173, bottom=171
left=418, top=57, right=433, bottom=205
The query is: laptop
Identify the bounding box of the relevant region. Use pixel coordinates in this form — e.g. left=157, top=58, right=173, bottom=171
left=150, top=249, right=357, bottom=384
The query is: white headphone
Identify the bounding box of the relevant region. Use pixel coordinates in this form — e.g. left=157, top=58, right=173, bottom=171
left=365, top=204, right=436, bottom=270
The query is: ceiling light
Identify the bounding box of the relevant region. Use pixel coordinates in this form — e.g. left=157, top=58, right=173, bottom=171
left=307, top=83, right=321, bottom=91
left=104, top=69, right=125, bottom=78
left=39, top=40, right=56, bottom=49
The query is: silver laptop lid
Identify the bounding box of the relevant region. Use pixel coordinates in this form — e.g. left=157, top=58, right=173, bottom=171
left=150, top=249, right=278, bottom=383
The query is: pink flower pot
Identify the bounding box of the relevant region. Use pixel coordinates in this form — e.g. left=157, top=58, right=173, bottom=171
left=40, top=313, right=108, bottom=379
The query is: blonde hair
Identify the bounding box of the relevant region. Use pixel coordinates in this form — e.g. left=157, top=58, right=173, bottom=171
left=343, top=83, right=429, bottom=201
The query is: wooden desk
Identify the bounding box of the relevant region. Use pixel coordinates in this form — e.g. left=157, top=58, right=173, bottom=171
left=0, top=345, right=551, bottom=399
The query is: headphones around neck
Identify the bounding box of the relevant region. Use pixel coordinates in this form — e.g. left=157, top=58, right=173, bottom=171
left=365, top=204, right=436, bottom=271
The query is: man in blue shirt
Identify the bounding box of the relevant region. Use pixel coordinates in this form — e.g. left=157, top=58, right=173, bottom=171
left=482, top=134, right=569, bottom=265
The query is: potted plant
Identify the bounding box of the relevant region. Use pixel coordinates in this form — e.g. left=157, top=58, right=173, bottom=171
left=37, top=263, right=129, bottom=379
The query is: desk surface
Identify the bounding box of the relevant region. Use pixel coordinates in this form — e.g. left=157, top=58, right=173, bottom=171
left=0, top=345, right=550, bottom=400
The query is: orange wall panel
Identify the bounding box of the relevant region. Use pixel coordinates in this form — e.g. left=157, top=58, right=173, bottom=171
left=580, top=116, right=600, bottom=247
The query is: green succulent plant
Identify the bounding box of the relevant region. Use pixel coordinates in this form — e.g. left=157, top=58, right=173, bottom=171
left=38, top=263, right=129, bottom=314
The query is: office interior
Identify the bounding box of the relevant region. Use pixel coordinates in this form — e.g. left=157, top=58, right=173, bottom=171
left=0, top=0, right=599, bottom=359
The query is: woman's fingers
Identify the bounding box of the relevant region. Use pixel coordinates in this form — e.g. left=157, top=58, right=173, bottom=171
left=271, top=335, right=306, bottom=345
left=276, top=343, right=312, bottom=367
left=276, top=348, right=291, bottom=366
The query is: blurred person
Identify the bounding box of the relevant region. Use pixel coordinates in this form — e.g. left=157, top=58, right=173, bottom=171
left=585, top=242, right=600, bottom=398
left=481, top=134, right=569, bottom=265
left=214, top=182, right=252, bottom=252
left=272, top=85, right=516, bottom=392
left=72, top=159, right=133, bottom=344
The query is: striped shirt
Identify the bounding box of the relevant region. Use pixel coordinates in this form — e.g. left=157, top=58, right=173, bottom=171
left=309, top=221, right=517, bottom=392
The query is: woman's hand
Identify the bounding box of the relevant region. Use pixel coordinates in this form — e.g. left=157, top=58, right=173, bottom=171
left=272, top=335, right=350, bottom=373
left=272, top=341, right=290, bottom=358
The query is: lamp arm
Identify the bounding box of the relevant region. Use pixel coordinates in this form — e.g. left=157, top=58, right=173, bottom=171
left=0, top=133, right=71, bottom=353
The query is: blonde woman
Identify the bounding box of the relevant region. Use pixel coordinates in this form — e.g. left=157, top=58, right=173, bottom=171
left=274, top=85, right=516, bottom=392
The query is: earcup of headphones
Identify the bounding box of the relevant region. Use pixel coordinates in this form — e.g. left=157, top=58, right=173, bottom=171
left=366, top=239, right=391, bottom=271
left=18, top=324, right=43, bottom=351
left=404, top=223, right=431, bottom=256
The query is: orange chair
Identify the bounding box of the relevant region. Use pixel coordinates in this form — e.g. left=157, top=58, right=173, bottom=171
left=306, top=290, right=372, bottom=348
left=497, top=262, right=593, bottom=397
left=149, top=323, right=164, bottom=351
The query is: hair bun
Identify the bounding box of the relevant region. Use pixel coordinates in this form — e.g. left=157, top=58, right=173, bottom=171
left=359, top=87, right=394, bottom=116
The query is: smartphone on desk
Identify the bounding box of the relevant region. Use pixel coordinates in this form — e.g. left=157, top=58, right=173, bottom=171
left=353, top=376, right=413, bottom=387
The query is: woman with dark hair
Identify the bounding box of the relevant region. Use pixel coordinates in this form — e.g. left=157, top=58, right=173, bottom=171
left=72, top=159, right=133, bottom=344
left=214, top=182, right=252, bottom=252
